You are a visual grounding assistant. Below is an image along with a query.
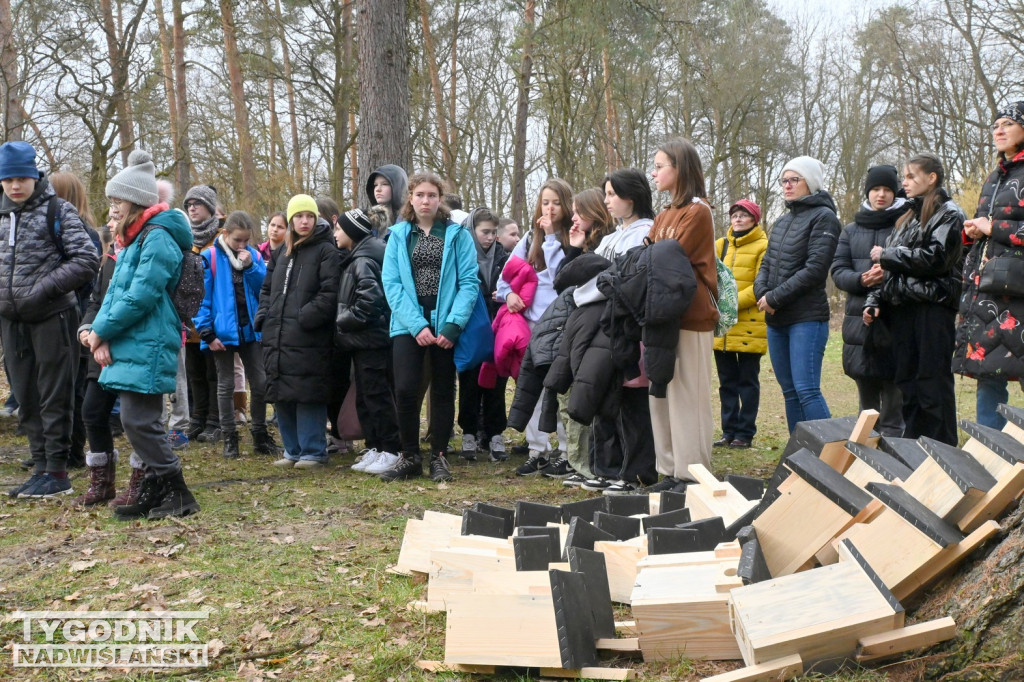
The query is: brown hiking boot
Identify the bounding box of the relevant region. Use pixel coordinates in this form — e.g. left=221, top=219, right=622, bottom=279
left=109, top=461, right=145, bottom=508
left=73, top=451, right=117, bottom=507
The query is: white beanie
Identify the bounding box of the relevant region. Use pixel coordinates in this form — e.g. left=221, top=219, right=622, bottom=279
left=106, top=149, right=159, bottom=207
left=782, top=156, right=826, bottom=194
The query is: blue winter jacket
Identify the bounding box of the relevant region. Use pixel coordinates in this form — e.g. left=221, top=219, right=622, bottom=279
left=193, top=241, right=266, bottom=349
left=91, top=208, right=192, bottom=395
left=382, top=220, right=478, bottom=339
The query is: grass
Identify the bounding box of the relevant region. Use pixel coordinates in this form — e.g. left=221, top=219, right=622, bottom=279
left=0, top=329, right=1012, bottom=680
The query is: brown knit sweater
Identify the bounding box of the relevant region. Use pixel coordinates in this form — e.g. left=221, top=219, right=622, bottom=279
left=648, top=199, right=719, bottom=332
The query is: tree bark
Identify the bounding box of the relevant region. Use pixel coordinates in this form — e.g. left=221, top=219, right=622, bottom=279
left=153, top=0, right=179, bottom=178
left=344, top=0, right=357, bottom=203
left=172, top=0, right=193, bottom=195
left=99, top=0, right=134, bottom=163
left=417, top=0, right=452, bottom=176
left=510, top=0, right=535, bottom=227
left=220, top=0, right=257, bottom=215
left=274, top=0, right=302, bottom=191
left=329, top=0, right=349, bottom=203
left=356, top=0, right=410, bottom=210
left=0, top=0, right=24, bottom=141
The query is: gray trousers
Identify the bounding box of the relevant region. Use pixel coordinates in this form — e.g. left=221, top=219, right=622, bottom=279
left=120, top=391, right=180, bottom=477
left=1, top=310, right=79, bottom=474
left=162, top=344, right=190, bottom=431
left=213, top=341, right=266, bottom=435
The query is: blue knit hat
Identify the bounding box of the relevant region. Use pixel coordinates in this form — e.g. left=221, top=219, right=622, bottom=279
left=0, top=141, right=40, bottom=181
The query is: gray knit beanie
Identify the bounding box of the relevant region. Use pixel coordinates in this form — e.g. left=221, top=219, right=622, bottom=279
left=105, top=149, right=159, bottom=207
left=782, top=156, right=827, bottom=194
left=184, top=184, right=218, bottom=214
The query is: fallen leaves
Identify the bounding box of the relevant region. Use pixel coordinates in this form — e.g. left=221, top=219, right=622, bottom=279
left=69, top=559, right=98, bottom=573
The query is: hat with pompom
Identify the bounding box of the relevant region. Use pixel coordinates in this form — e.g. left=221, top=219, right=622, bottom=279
left=106, top=149, right=159, bottom=207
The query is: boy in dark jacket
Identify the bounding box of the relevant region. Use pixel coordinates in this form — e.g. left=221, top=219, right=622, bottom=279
left=334, top=209, right=401, bottom=474
left=0, top=141, right=100, bottom=498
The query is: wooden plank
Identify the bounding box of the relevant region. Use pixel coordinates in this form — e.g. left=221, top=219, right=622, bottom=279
left=596, top=637, right=640, bottom=652
left=855, top=617, right=957, bottom=662
left=901, top=457, right=973, bottom=519
left=838, top=508, right=945, bottom=596
left=416, top=660, right=496, bottom=673
left=593, top=540, right=647, bottom=603
left=843, top=457, right=888, bottom=489
left=955, top=463, right=1024, bottom=533
left=444, top=591, right=562, bottom=667
left=427, top=548, right=516, bottom=611
left=616, top=620, right=638, bottom=636
left=700, top=654, right=803, bottom=682
left=395, top=513, right=463, bottom=574
left=690, top=464, right=730, bottom=496
left=891, top=520, right=1000, bottom=602
left=537, top=667, right=636, bottom=680
left=821, top=409, right=878, bottom=473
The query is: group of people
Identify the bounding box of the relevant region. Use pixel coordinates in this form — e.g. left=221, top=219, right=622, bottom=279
left=2, top=100, right=1023, bottom=519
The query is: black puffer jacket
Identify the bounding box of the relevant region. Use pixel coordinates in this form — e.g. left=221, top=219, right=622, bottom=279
left=79, top=250, right=117, bottom=380
left=0, top=177, right=100, bottom=322
left=754, top=191, right=841, bottom=327
left=255, top=221, right=341, bottom=403
left=865, top=191, right=964, bottom=311
left=545, top=300, right=616, bottom=426
left=831, top=201, right=905, bottom=380
left=953, top=150, right=1024, bottom=379
left=506, top=253, right=611, bottom=432
left=336, top=236, right=389, bottom=351
left=597, top=240, right=697, bottom=397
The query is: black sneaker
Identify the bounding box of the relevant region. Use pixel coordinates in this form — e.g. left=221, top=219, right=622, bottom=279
left=639, top=477, right=681, bottom=493
left=516, top=452, right=548, bottom=476
left=429, top=455, right=454, bottom=483
left=380, top=455, right=423, bottom=481
left=581, top=477, right=613, bottom=492
left=561, top=472, right=588, bottom=487
left=19, top=473, right=73, bottom=498
left=541, top=456, right=574, bottom=479
left=9, top=472, right=44, bottom=498
left=602, top=480, right=639, bottom=496
left=713, top=436, right=733, bottom=447
left=197, top=426, right=222, bottom=443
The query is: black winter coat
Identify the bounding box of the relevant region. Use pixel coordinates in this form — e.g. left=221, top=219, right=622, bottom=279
left=335, top=236, right=389, bottom=351
left=953, top=150, right=1024, bottom=379
left=865, top=191, right=964, bottom=311
left=255, top=221, right=341, bottom=403
left=545, top=301, right=617, bottom=426
left=80, top=251, right=117, bottom=380
left=596, top=240, right=697, bottom=398
left=0, top=178, right=100, bottom=322
left=831, top=202, right=904, bottom=380
left=754, top=191, right=841, bottom=327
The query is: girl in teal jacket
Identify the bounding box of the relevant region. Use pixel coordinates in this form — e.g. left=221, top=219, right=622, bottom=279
left=380, top=171, right=478, bottom=484
left=86, top=150, right=199, bottom=521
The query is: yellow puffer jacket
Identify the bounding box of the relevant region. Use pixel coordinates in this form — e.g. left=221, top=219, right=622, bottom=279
left=713, top=226, right=768, bottom=354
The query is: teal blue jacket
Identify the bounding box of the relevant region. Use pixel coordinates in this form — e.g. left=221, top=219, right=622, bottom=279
left=91, top=208, right=192, bottom=394
left=382, top=220, right=478, bottom=339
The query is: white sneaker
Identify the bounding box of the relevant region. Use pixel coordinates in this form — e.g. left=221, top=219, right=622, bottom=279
left=461, top=433, right=478, bottom=461
left=351, top=448, right=379, bottom=472
left=363, top=451, right=401, bottom=474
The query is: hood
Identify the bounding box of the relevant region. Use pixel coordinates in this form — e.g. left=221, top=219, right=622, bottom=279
left=786, top=189, right=837, bottom=214
left=553, top=252, right=612, bottom=293
left=147, top=207, right=194, bottom=251
left=0, top=174, right=53, bottom=213
left=729, top=224, right=766, bottom=246
left=854, top=197, right=908, bottom=230
left=365, top=164, right=409, bottom=214
left=350, top=235, right=386, bottom=265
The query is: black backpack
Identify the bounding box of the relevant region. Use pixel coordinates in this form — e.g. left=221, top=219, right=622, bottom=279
left=137, top=225, right=205, bottom=323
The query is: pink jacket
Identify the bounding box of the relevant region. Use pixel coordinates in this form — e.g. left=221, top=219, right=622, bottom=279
left=479, top=256, right=537, bottom=387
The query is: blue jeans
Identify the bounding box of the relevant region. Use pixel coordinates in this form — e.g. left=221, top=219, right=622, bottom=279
left=767, top=321, right=831, bottom=433
left=275, top=401, right=328, bottom=462
left=976, top=376, right=1008, bottom=430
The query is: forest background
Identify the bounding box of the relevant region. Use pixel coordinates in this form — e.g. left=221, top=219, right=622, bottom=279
left=0, top=0, right=1020, bottom=237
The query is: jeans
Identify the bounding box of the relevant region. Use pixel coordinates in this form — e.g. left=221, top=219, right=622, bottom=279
left=714, top=350, right=762, bottom=442
left=276, top=401, right=328, bottom=462
left=976, top=376, right=1009, bottom=430
left=767, top=320, right=831, bottom=433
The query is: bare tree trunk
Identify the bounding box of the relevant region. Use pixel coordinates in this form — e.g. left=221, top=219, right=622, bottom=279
left=153, top=0, right=180, bottom=177
left=0, top=0, right=24, bottom=141
left=510, top=0, right=536, bottom=226
left=417, top=0, right=452, bottom=176
left=220, top=0, right=257, bottom=214
left=273, top=0, right=302, bottom=191
left=329, top=0, right=348, bottom=203
left=448, top=0, right=460, bottom=174
left=172, top=0, right=193, bottom=194
left=601, top=45, right=616, bottom=173
left=99, top=0, right=134, bottom=163
left=349, top=110, right=358, bottom=201
left=356, top=0, right=410, bottom=210
left=344, top=0, right=357, bottom=204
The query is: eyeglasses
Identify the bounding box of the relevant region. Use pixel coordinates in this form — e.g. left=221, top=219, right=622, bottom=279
left=184, top=200, right=202, bottom=209
left=653, top=163, right=674, bottom=172
left=778, top=176, right=804, bottom=187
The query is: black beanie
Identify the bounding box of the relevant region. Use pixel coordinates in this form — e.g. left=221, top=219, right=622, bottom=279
left=338, top=209, right=373, bottom=243
left=864, top=165, right=899, bottom=198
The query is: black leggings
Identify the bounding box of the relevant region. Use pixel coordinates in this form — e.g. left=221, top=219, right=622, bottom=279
left=82, top=379, right=119, bottom=454
left=392, top=334, right=456, bottom=457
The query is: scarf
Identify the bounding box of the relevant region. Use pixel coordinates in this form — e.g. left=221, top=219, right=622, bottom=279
left=217, top=234, right=249, bottom=270
left=191, top=213, right=220, bottom=250
left=116, top=203, right=169, bottom=248
left=854, top=197, right=907, bottom=230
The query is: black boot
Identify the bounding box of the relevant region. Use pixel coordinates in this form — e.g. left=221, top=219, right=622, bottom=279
left=429, top=452, right=454, bottom=483
left=148, top=469, right=200, bottom=520
left=222, top=432, right=240, bottom=459
left=113, top=475, right=167, bottom=521
left=251, top=427, right=280, bottom=456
